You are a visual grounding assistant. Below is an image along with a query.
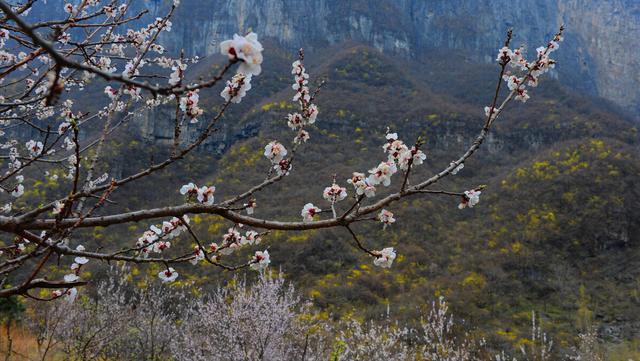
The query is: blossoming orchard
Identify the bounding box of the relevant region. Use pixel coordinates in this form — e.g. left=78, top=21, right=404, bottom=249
left=0, top=0, right=564, bottom=301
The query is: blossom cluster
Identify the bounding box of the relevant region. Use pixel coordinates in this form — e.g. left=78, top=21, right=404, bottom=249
left=183, top=224, right=269, bottom=274
left=260, top=55, right=321, bottom=180
left=214, top=226, right=263, bottom=256
left=347, top=172, right=376, bottom=198
left=217, top=32, right=264, bottom=106
left=301, top=203, right=321, bottom=222
left=179, top=91, right=203, bottom=123
left=493, top=30, right=564, bottom=105
left=264, top=141, right=291, bottom=176
left=179, top=183, right=216, bottom=205
left=384, top=133, right=426, bottom=171
left=378, top=209, right=396, bottom=229
left=373, top=247, right=397, bottom=268
left=0, top=1, right=349, bottom=298
left=295, top=131, right=427, bottom=268
left=52, top=244, right=91, bottom=302
left=220, top=32, right=263, bottom=76
left=287, top=59, right=318, bottom=144
left=458, top=189, right=482, bottom=209
left=136, top=216, right=189, bottom=256
left=220, top=73, right=252, bottom=103
left=342, top=132, right=425, bottom=209
left=250, top=250, right=270, bottom=271
left=323, top=182, right=347, bottom=204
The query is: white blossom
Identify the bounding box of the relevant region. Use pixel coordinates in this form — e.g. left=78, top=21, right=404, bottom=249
left=26, top=140, right=43, bottom=156
left=515, top=88, right=530, bottom=102
left=294, top=129, right=310, bottom=144
left=504, top=75, right=522, bottom=91
left=220, top=33, right=263, bottom=76
left=180, top=182, right=198, bottom=196
left=273, top=159, right=291, bottom=176
left=378, top=209, right=395, bottom=229
left=179, top=90, right=203, bottom=123
left=64, top=274, right=80, bottom=283
left=367, top=161, right=397, bottom=187
left=305, top=104, right=318, bottom=124
left=287, top=113, right=303, bottom=130
left=158, top=267, right=179, bottom=283
left=323, top=183, right=347, bottom=203
left=1, top=203, right=12, bottom=213
left=458, top=189, right=481, bottom=209
left=168, top=61, right=186, bottom=85
left=450, top=162, right=464, bottom=175
left=242, top=230, right=261, bottom=245
left=301, top=203, right=321, bottom=222
left=190, top=246, right=204, bottom=265
left=383, top=136, right=408, bottom=162
left=373, top=247, right=396, bottom=268
left=65, top=287, right=78, bottom=303
left=103, top=6, right=115, bottom=17
left=250, top=250, right=270, bottom=271
left=347, top=172, right=376, bottom=198
left=496, top=46, right=513, bottom=63
left=244, top=200, right=256, bottom=215
left=0, top=29, right=9, bottom=48
left=152, top=241, right=171, bottom=253
left=104, top=86, right=118, bottom=99
left=398, top=146, right=426, bottom=171
left=220, top=73, right=252, bottom=103
left=74, top=244, right=89, bottom=265
left=196, top=185, right=215, bottom=205
left=264, top=141, right=287, bottom=164
left=74, top=256, right=89, bottom=265
left=484, top=106, right=495, bottom=118
left=11, top=184, right=24, bottom=198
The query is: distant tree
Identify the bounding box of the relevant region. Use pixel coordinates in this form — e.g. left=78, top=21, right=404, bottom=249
left=172, top=272, right=333, bottom=361
left=0, top=295, right=24, bottom=359
left=25, top=268, right=332, bottom=360
left=0, top=0, right=564, bottom=300
left=26, top=269, right=561, bottom=360
left=0, top=296, right=23, bottom=324
left=569, top=327, right=605, bottom=361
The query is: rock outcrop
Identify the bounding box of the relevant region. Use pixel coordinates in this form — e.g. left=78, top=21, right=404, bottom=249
left=150, top=0, right=639, bottom=114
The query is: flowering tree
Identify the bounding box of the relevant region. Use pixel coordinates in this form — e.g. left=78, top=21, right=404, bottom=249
left=22, top=270, right=565, bottom=360
left=23, top=269, right=332, bottom=360
left=0, top=0, right=564, bottom=300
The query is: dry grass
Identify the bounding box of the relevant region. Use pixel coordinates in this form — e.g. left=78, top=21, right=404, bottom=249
left=0, top=323, right=63, bottom=361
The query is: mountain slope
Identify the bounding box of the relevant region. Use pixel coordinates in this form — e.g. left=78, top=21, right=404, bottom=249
left=148, top=45, right=638, bottom=352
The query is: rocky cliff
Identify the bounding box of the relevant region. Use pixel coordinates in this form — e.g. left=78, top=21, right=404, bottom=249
left=25, top=0, right=639, bottom=113
left=150, top=0, right=639, bottom=115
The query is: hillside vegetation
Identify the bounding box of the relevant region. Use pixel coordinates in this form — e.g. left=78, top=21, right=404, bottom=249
left=12, top=43, right=640, bottom=357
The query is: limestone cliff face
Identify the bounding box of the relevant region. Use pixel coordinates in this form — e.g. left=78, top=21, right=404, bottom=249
left=24, top=0, right=640, bottom=112
left=152, top=0, right=639, bottom=114
left=558, top=0, right=640, bottom=114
